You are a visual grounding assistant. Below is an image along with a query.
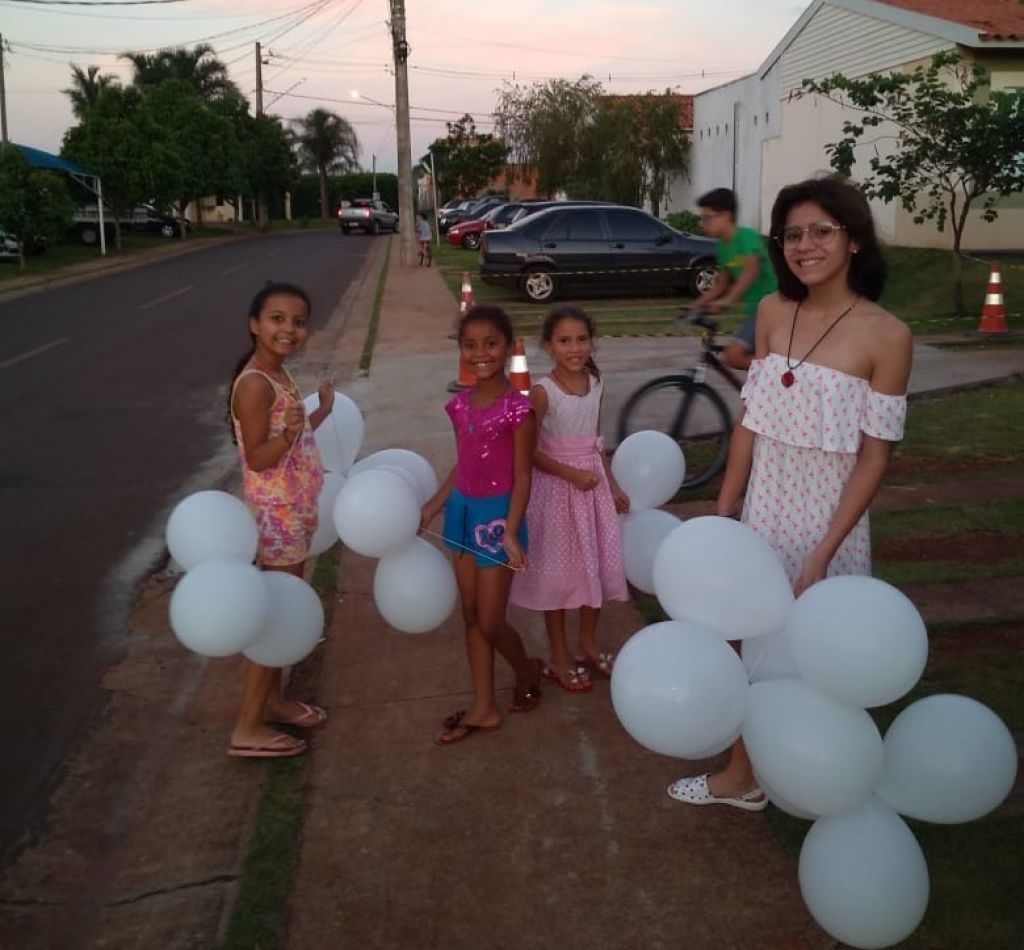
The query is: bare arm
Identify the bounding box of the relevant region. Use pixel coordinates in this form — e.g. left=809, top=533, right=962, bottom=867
left=794, top=323, right=913, bottom=594
left=502, top=413, right=536, bottom=570
left=307, top=379, right=336, bottom=431
left=421, top=466, right=456, bottom=530
left=233, top=374, right=303, bottom=472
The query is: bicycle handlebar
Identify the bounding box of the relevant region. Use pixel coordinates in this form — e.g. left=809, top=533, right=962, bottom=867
left=679, top=308, right=721, bottom=335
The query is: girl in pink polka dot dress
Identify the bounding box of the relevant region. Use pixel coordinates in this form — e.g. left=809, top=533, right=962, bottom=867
left=669, top=177, right=913, bottom=812
left=511, top=307, right=630, bottom=693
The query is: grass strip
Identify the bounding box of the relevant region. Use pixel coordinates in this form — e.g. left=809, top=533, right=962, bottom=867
left=358, top=238, right=391, bottom=374
left=220, top=544, right=341, bottom=950
left=871, top=498, right=1024, bottom=541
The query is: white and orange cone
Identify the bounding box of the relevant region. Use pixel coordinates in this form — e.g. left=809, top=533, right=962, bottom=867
left=977, top=261, right=1009, bottom=336
left=459, top=272, right=476, bottom=315
left=508, top=338, right=532, bottom=395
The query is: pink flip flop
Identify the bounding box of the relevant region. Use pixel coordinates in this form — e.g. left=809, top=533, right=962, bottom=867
left=274, top=701, right=328, bottom=729
left=228, top=732, right=307, bottom=759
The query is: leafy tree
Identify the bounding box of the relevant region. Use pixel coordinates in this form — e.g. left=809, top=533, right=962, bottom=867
left=63, top=64, right=118, bottom=119
left=0, top=146, right=76, bottom=269
left=495, top=76, right=602, bottom=195
left=143, top=80, right=242, bottom=232
left=632, top=93, right=690, bottom=218
left=62, top=84, right=160, bottom=250
left=422, top=114, right=508, bottom=200
left=122, top=43, right=240, bottom=103
left=291, top=108, right=361, bottom=218
left=803, top=52, right=1024, bottom=314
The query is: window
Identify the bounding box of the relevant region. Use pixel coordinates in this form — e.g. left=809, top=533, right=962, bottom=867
left=604, top=209, right=664, bottom=242
left=540, top=215, right=569, bottom=241
left=566, top=210, right=605, bottom=241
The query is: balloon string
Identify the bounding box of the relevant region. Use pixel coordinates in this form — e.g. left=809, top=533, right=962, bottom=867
left=419, top=527, right=518, bottom=572
left=746, top=645, right=766, bottom=682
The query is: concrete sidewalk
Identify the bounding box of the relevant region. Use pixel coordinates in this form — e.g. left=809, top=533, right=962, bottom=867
left=286, top=248, right=832, bottom=949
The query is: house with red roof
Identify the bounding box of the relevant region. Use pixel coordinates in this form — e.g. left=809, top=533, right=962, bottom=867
left=687, top=0, right=1024, bottom=249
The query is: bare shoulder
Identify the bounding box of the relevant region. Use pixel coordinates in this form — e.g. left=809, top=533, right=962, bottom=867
left=862, top=302, right=912, bottom=354
left=233, top=370, right=275, bottom=410
left=758, top=291, right=791, bottom=325
left=861, top=303, right=912, bottom=392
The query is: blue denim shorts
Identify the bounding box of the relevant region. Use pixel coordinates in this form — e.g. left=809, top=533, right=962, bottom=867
left=442, top=489, right=528, bottom=567
left=733, top=309, right=757, bottom=351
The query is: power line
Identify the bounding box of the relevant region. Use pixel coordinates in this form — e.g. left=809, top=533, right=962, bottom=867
left=5, top=0, right=197, bottom=6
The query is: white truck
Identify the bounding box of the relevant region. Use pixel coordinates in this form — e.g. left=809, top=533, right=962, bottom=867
left=337, top=199, right=399, bottom=236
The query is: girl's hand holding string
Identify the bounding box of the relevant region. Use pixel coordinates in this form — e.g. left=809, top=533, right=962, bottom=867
left=281, top=404, right=305, bottom=446
left=611, top=484, right=630, bottom=514
left=569, top=469, right=599, bottom=492
left=502, top=534, right=527, bottom=572
left=794, top=546, right=830, bottom=596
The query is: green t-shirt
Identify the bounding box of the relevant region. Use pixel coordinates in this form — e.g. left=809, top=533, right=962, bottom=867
left=715, top=226, right=777, bottom=317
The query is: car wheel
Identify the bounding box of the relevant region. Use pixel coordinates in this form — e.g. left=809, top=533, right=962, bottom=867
left=79, top=226, right=98, bottom=246
left=462, top=232, right=481, bottom=250
left=690, top=259, right=718, bottom=296
left=522, top=267, right=556, bottom=303
left=370, top=219, right=381, bottom=236
left=160, top=223, right=176, bottom=239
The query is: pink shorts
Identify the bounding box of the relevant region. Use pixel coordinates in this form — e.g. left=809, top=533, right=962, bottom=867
left=251, top=501, right=318, bottom=567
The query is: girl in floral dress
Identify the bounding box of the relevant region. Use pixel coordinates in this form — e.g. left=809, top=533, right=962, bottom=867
left=669, top=177, right=913, bottom=810
left=510, top=307, right=630, bottom=692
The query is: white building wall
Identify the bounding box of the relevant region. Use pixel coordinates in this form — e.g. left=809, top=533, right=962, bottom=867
left=689, top=68, right=780, bottom=232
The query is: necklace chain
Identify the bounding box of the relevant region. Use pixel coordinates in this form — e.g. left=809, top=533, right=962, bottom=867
left=782, top=297, right=859, bottom=387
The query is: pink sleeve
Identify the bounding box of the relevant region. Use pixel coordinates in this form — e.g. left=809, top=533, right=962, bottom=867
left=506, top=391, right=533, bottom=429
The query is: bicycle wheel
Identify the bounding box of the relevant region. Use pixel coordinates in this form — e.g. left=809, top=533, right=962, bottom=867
left=617, top=375, right=733, bottom=489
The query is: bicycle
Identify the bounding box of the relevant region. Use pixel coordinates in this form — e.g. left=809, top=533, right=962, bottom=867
left=616, top=310, right=744, bottom=489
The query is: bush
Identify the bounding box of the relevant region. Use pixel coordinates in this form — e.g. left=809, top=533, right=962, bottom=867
left=666, top=210, right=702, bottom=235
left=291, top=173, right=399, bottom=218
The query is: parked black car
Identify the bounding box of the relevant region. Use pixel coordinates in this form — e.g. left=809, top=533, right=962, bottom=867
left=479, top=204, right=718, bottom=303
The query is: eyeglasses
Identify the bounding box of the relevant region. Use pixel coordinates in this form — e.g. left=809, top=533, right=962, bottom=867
left=699, top=211, right=724, bottom=224
left=776, top=221, right=847, bottom=247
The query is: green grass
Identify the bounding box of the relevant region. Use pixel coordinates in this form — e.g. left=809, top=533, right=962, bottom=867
left=871, top=498, right=1024, bottom=541
left=895, top=380, right=1024, bottom=465
left=358, top=237, right=391, bottom=373
left=881, top=248, right=1024, bottom=335
left=874, top=557, right=1024, bottom=585
left=219, top=545, right=340, bottom=950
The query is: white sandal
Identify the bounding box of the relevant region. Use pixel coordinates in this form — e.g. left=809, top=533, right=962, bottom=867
left=667, top=773, right=768, bottom=812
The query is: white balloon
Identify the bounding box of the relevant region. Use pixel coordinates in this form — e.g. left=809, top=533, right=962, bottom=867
left=373, top=537, right=458, bottom=634
left=756, top=775, right=818, bottom=820
left=376, top=464, right=423, bottom=501
left=611, top=621, right=749, bottom=758
left=243, top=571, right=325, bottom=667
left=653, top=516, right=793, bottom=640
left=351, top=449, right=438, bottom=505
left=169, top=559, right=269, bottom=657
left=611, top=430, right=686, bottom=510
left=307, top=472, right=346, bottom=558
left=785, top=576, right=928, bottom=708
left=742, top=633, right=798, bottom=682
left=876, top=694, right=1017, bottom=824
left=619, top=509, right=681, bottom=594
left=799, top=798, right=929, bottom=949
left=165, top=490, right=258, bottom=570
left=303, top=390, right=364, bottom=474
left=743, top=679, right=883, bottom=817
left=332, top=469, right=420, bottom=559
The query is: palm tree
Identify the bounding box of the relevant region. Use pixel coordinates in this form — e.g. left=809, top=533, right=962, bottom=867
left=121, top=44, right=240, bottom=102
left=63, top=64, right=117, bottom=118
left=292, top=109, right=361, bottom=219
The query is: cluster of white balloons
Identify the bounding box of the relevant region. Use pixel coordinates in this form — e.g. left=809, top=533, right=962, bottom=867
left=166, top=491, right=324, bottom=666
left=333, top=448, right=458, bottom=635
left=611, top=431, right=686, bottom=593
left=610, top=515, right=1017, bottom=949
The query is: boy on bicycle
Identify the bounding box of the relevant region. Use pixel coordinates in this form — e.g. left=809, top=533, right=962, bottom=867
left=691, top=188, right=776, bottom=370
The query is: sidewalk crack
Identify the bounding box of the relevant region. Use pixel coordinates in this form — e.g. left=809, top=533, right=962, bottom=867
left=104, top=872, right=238, bottom=908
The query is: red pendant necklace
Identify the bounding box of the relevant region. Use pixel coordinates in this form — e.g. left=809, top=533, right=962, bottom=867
left=782, top=297, right=859, bottom=387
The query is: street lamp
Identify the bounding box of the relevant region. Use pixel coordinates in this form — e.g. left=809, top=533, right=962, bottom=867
left=350, top=91, right=394, bottom=200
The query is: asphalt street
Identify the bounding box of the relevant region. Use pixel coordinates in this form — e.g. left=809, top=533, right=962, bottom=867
left=0, top=230, right=373, bottom=857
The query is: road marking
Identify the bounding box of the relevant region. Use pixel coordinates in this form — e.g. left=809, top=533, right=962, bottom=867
left=0, top=336, right=70, bottom=370
left=266, top=247, right=284, bottom=257
left=222, top=262, right=250, bottom=276
left=140, top=286, right=193, bottom=310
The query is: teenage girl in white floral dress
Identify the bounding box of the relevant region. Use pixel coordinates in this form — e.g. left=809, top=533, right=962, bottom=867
left=669, top=177, right=913, bottom=811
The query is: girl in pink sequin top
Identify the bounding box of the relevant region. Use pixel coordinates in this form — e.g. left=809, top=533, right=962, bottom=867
left=669, top=178, right=912, bottom=812
left=421, top=306, right=544, bottom=746
left=226, top=282, right=334, bottom=760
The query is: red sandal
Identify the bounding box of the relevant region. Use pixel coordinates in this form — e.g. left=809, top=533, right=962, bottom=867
left=541, top=664, right=593, bottom=693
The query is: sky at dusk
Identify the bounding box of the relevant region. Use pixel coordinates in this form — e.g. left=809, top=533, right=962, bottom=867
left=1, top=0, right=812, bottom=170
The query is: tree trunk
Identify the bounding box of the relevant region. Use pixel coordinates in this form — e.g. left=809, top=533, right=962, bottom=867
left=318, top=166, right=328, bottom=220
left=114, top=220, right=123, bottom=253
left=17, top=242, right=25, bottom=271
left=175, top=200, right=188, bottom=240
left=950, top=194, right=973, bottom=318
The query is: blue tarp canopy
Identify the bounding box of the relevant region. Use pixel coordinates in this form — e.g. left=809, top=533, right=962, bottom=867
left=0, top=142, right=96, bottom=179
left=0, top=142, right=107, bottom=254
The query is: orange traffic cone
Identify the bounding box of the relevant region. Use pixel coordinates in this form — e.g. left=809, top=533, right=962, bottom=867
left=976, top=261, right=1009, bottom=336
left=509, top=338, right=531, bottom=395
left=460, top=272, right=476, bottom=315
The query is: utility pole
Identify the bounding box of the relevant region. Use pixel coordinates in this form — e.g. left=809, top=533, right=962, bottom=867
left=0, top=34, right=10, bottom=144
left=388, top=0, right=416, bottom=266
left=254, top=42, right=268, bottom=229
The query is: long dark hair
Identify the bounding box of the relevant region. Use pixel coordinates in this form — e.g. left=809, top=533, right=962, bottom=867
left=541, top=305, right=601, bottom=380
left=768, top=176, right=887, bottom=302
left=458, top=303, right=514, bottom=343
left=226, top=281, right=313, bottom=434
